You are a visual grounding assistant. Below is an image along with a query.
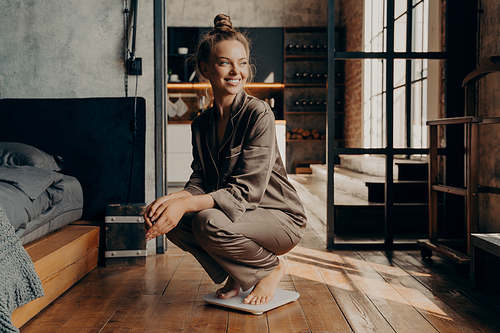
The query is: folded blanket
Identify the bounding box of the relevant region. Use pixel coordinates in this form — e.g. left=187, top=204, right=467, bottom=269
left=0, top=207, right=44, bottom=332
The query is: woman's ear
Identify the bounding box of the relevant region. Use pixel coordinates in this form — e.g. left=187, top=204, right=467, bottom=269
left=200, top=62, right=210, bottom=79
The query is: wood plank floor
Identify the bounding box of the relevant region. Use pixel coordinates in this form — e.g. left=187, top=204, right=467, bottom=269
left=20, top=221, right=500, bottom=333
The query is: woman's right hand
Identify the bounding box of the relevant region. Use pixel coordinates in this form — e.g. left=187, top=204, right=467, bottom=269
left=143, top=191, right=216, bottom=241
left=144, top=196, right=190, bottom=241
left=144, top=190, right=192, bottom=231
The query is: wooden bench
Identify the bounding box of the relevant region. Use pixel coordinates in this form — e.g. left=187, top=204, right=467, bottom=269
left=11, top=224, right=99, bottom=328
left=470, top=233, right=500, bottom=311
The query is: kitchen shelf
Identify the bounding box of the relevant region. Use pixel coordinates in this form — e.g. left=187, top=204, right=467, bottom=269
left=285, top=55, right=327, bottom=61
left=283, top=26, right=343, bottom=173
left=167, top=120, right=193, bottom=124
left=285, top=111, right=326, bottom=115
left=168, top=53, right=190, bottom=58
left=284, top=83, right=327, bottom=88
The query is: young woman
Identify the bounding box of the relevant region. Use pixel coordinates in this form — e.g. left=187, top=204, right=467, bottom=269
left=144, top=14, right=307, bottom=305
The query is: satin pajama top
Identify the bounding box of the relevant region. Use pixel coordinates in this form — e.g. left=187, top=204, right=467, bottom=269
left=183, top=89, right=307, bottom=227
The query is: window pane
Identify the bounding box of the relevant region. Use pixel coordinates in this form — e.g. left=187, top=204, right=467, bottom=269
left=394, top=14, right=407, bottom=52
left=393, top=86, right=406, bottom=148
left=395, top=0, right=407, bottom=18
left=412, top=1, right=424, bottom=52
left=394, top=59, right=406, bottom=87
left=411, top=80, right=423, bottom=147
left=373, top=0, right=384, bottom=33
left=363, top=59, right=386, bottom=148
left=412, top=59, right=425, bottom=81
left=422, top=0, right=429, bottom=52
left=365, top=0, right=387, bottom=52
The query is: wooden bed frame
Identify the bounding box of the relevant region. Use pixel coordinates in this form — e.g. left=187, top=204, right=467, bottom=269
left=11, top=223, right=99, bottom=328
left=0, top=97, right=146, bottom=328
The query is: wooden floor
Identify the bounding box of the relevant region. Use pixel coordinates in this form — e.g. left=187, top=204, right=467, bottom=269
left=19, top=221, right=500, bottom=333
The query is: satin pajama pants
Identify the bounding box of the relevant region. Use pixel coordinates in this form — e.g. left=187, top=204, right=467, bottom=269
left=166, top=207, right=303, bottom=291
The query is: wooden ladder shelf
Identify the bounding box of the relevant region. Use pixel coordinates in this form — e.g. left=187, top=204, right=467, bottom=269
left=418, top=56, right=500, bottom=274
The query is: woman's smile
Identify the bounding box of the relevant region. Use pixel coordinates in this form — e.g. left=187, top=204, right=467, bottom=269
left=225, top=78, right=241, bottom=86
left=202, top=39, right=249, bottom=98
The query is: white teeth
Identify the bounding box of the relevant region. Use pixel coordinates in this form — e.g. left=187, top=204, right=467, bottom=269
left=227, top=79, right=240, bottom=83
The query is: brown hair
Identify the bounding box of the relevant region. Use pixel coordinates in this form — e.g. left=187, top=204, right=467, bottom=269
left=195, top=14, right=254, bottom=83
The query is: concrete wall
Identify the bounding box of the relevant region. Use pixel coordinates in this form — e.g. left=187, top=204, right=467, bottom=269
left=167, top=0, right=329, bottom=27
left=477, top=0, right=500, bottom=232
left=0, top=0, right=157, bottom=203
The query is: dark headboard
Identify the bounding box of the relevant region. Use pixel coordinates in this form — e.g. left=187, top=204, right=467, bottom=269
left=0, top=97, right=146, bottom=222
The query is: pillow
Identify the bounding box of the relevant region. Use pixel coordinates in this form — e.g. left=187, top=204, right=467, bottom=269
left=0, top=142, right=64, bottom=171
left=0, top=165, right=64, bottom=200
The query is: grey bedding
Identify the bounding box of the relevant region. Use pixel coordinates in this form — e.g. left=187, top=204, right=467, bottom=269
left=19, top=175, right=83, bottom=245
left=0, top=166, right=83, bottom=242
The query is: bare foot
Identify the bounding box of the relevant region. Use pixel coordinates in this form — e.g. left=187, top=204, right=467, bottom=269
left=215, top=276, right=240, bottom=299
left=244, top=259, right=285, bottom=305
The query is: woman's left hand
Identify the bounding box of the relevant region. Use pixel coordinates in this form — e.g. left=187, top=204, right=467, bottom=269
left=145, top=197, right=188, bottom=241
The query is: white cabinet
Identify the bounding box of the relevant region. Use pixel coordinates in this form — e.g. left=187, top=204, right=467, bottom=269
left=275, top=121, right=286, bottom=166
left=167, top=124, right=193, bottom=185
left=167, top=122, right=287, bottom=185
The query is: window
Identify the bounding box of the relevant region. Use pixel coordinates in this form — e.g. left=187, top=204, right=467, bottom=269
left=328, top=0, right=446, bottom=247
left=362, top=0, right=438, bottom=150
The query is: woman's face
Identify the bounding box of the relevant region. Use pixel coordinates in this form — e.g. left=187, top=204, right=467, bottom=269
left=202, top=40, right=249, bottom=98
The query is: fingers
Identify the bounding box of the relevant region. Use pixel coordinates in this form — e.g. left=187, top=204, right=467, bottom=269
left=145, top=215, right=175, bottom=242
left=144, top=196, right=169, bottom=229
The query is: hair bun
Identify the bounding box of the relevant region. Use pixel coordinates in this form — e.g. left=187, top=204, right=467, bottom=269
left=213, top=14, right=233, bottom=31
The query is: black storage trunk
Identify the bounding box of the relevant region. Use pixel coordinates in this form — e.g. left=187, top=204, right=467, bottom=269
left=105, top=203, right=147, bottom=267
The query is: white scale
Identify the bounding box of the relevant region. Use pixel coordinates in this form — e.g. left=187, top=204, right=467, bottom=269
left=202, top=288, right=300, bottom=315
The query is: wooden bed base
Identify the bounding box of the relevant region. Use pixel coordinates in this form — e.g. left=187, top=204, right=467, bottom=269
left=11, top=224, right=99, bottom=328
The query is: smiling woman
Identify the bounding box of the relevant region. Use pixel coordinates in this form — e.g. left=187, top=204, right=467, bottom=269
left=144, top=14, right=307, bottom=308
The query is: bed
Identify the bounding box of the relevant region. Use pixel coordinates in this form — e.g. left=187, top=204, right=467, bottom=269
left=0, top=142, right=84, bottom=332
left=0, top=97, right=146, bottom=331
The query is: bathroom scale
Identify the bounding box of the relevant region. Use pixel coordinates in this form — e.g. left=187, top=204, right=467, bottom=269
left=202, top=288, right=300, bottom=315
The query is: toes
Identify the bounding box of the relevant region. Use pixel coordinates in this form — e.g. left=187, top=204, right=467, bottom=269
left=244, top=294, right=272, bottom=305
